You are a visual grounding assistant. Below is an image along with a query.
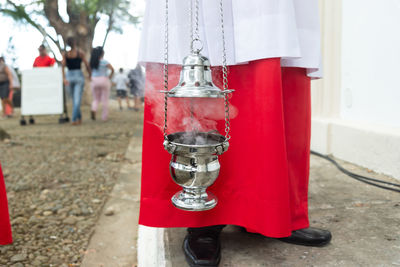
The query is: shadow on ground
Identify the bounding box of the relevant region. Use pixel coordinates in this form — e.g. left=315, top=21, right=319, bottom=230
left=166, top=155, right=400, bottom=266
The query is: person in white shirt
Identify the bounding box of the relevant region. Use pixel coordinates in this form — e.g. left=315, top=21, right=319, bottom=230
left=128, top=64, right=145, bottom=111
left=113, top=68, right=131, bottom=110
left=139, top=1, right=330, bottom=266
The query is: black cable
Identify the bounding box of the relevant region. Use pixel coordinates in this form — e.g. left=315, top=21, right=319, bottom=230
left=311, top=151, right=400, bottom=193
left=312, top=151, right=400, bottom=187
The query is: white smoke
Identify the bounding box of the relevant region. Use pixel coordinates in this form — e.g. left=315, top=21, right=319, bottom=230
left=143, top=63, right=238, bottom=145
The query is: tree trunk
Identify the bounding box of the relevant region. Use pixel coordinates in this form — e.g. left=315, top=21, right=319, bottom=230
left=43, top=0, right=98, bottom=107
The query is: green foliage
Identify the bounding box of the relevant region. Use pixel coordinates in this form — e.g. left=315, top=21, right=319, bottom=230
left=0, top=1, right=41, bottom=30
left=0, top=0, right=140, bottom=53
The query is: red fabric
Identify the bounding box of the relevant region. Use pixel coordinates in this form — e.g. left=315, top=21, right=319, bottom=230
left=5, top=90, right=13, bottom=116
left=139, top=58, right=311, bottom=238
left=33, top=55, right=56, bottom=67
left=0, top=164, right=12, bottom=245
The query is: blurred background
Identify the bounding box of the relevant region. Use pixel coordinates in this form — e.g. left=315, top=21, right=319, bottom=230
left=0, top=0, right=145, bottom=69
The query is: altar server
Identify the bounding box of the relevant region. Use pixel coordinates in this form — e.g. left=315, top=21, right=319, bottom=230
left=139, top=1, right=331, bottom=266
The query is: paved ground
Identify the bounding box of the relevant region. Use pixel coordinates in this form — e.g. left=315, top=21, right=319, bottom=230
left=0, top=103, right=142, bottom=266
left=162, top=155, right=400, bottom=267
left=81, top=135, right=142, bottom=267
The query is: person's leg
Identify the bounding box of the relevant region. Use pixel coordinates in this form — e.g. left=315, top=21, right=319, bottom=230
left=117, top=90, right=122, bottom=110
left=91, top=78, right=102, bottom=119
left=134, top=96, right=141, bottom=111
left=121, top=90, right=129, bottom=108
left=280, top=67, right=331, bottom=246
left=101, top=78, right=110, bottom=121
left=1, top=99, right=6, bottom=116
left=131, top=85, right=140, bottom=110
left=70, top=81, right=79, bottom=123
left=125, top=95, right=131, bottom=108
left=77, top=73, right=85, bottom=123
left=3, top=98, right=13, bottom=108
left=0, top=84, right=10, bottom=116
left=76, top=78, right=84, bottom=122
left=5, top=90, right=13, bottom=116
left=2, top=98, right=14, bottom=117
left=72, top=81, right=84, bottom=124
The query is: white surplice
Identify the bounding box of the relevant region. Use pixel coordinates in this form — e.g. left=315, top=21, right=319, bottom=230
left=138, top=0, right=322, bottom=78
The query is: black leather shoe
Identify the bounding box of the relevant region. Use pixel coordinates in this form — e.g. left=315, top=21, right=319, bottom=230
left=183, top=225, right=224, bottom=267
left=279, top=227, right=332, bottom=247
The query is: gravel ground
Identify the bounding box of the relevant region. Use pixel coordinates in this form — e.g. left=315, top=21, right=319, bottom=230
left=0, top=103, right=143, bottom=266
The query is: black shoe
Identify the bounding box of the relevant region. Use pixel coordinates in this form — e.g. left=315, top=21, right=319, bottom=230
left=29, top=117, right=35, bottom=124
left=183, top=225, right=224, bottom=267
left=279, top=227, right=332, bottom=247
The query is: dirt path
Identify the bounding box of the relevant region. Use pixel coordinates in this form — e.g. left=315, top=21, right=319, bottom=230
left=0, top=104, right=143, bottom=266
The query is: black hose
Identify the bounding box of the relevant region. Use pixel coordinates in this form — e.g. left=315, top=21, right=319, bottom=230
left=311, top=151, right=400, bottom=193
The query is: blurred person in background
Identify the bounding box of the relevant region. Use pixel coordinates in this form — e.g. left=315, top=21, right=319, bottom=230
left=22, top=44, right=56, bottom=125
left=62, top=37, right=91, bottom=126
left=2, top=57, right=21, bottom=117
left=33, top=44, right=56, bottom=68
left=113, top=68, right=131, bottom=111
left=0, top=163, right=12, bottom=245
left=128, top=64, right=145, bottom=111
left=0, top=56, right=14, bottom=118
left=89, top=46, right=114, bottom=121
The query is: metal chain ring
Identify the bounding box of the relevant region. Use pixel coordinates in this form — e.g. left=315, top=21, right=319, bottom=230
left=190, top=0, right=203, bottom=53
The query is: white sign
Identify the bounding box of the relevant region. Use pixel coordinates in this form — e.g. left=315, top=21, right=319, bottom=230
left=21, top=67, right=63, bottom=116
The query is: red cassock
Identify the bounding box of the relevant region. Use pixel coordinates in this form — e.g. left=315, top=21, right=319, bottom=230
left=0, top=163, right=12, bottom=245
left=139, top=58, right=311, bottom=238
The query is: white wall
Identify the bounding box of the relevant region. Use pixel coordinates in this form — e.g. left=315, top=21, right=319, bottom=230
left=341, top=0, right=400, bottom=128
left=312, top=0, right=400, bottom=180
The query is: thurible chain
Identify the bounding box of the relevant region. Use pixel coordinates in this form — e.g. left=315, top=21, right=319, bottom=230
left=220, top=0, right=231, bottom=140
left=163, top=0, right=169, bottom=140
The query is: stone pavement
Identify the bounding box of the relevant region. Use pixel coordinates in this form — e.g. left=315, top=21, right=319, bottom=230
left=161, top=154, right=400, bottom=267
left=81, top=135, right=400, bottom=267
left=81, top=135, right=142, bottom=267
left=0, top=103, right=141, bottom=266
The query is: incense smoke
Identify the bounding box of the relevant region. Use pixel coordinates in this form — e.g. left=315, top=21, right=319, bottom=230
left=143, top=63, right=238, bottom=145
